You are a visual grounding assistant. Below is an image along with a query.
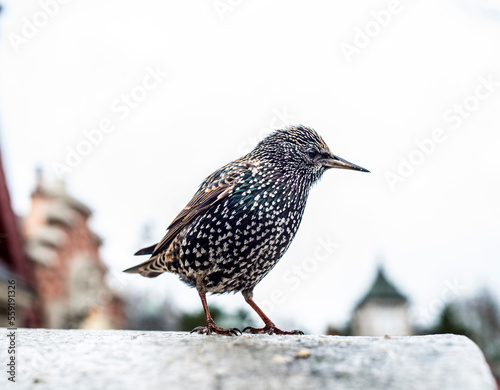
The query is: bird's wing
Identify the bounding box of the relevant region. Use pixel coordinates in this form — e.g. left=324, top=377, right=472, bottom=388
left=142, top=160, right=256, bottom=258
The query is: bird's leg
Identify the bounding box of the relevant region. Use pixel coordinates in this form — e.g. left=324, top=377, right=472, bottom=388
left=241, top=290, right=304, bottom=335
left=190, top=290, right=241, bottom=336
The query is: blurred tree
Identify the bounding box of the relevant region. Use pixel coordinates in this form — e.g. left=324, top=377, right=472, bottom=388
left=126, top=293, right=178, bottom=331
left=178, top=306, right=253, bottom=332
left=325, top=324, right=349, bottom=336
left=430, top=303, right=471, bottom=337
left=459, top=289, right=500, bottom=362
left=428, top=288, right=500, bottom=381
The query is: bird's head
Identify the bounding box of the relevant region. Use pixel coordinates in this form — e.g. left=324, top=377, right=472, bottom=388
left=253, top=125, right=369, bottom=184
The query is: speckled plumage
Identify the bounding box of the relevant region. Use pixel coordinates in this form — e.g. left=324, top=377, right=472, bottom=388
left=125, top=125, right=369, bottom=335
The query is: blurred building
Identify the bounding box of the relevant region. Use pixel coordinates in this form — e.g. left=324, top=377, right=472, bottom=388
left=351, top=266, right=412, bottom=336
left=0, top=148, right=40, bottom=327
left=23, top=170, right=126, bottom=329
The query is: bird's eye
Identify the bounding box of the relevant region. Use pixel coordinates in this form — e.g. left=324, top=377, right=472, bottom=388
left=307, top=148, right=318, bottom=159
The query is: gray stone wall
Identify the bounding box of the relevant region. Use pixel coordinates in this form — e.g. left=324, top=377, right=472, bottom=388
left=0, top=329, right=496, bottom=390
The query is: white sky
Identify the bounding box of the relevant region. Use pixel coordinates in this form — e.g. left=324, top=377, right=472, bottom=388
left=1, top=0, right=499, bottom=333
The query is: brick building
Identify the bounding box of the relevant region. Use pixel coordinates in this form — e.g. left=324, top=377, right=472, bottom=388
left=23, top=170, right=125, bottom=329
left=0, top=148, right=40, bottom=327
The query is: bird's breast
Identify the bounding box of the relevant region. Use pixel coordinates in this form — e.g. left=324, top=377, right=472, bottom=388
left=177, top=173, right=311, bottom=292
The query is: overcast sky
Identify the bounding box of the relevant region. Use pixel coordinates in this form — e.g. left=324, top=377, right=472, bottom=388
left=1, top=0, right=499, bottom=333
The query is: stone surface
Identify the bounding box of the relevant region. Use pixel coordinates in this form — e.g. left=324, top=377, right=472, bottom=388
left=1, top=329, right=496, bottom=390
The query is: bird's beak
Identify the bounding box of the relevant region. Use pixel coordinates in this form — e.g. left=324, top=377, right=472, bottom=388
left=322, top=154, right=370, bottom=173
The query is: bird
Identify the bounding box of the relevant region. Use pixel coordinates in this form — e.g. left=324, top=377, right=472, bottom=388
left=124, top=125, right=369, bottom=335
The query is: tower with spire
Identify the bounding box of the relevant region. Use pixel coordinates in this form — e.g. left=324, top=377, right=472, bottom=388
left=351, top=266, right=412, bottom=336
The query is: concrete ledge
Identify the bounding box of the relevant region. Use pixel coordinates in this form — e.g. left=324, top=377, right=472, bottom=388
left=2, top=329, right=496, bottom=390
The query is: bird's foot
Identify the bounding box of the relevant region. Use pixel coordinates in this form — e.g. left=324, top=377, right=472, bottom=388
left=242, top=322, right=304, bottom=335
left=190, top=322, right=241, bottom=336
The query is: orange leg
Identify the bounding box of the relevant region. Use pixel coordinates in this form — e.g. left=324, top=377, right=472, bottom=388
left=190, top=290, right=241, bottom=336
left=242, top=290, right=304, bottom=335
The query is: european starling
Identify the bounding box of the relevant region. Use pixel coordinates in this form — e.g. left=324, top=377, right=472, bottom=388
left=125, top=125, right=369, bottom=335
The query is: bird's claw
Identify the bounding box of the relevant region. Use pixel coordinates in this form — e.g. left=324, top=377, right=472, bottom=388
left=190, top=326, right=208, bottom=334
left=190, top=325, right=241, bottom=336
left=242, top=324, right=304, bottom=335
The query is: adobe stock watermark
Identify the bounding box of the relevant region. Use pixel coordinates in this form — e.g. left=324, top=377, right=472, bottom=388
left=238, top=107, right=295, bottom=155
left=259, top=236, right=339, bottom=316
left=51, top=65, right=168, bottom=179
left=385, top=73, right=500, bottom=191
left=8, top=0, right=73, bottom=53
left=412, top=278, right=466, bottom=325
left=340, top=0, right=403, bottom=63
left=212, top=0, right=244, bottom=21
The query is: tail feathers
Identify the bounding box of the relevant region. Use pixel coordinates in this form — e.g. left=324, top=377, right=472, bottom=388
left=134, top=243, right=157, bottom=256
left=123, top=257, right=163, bottom=278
